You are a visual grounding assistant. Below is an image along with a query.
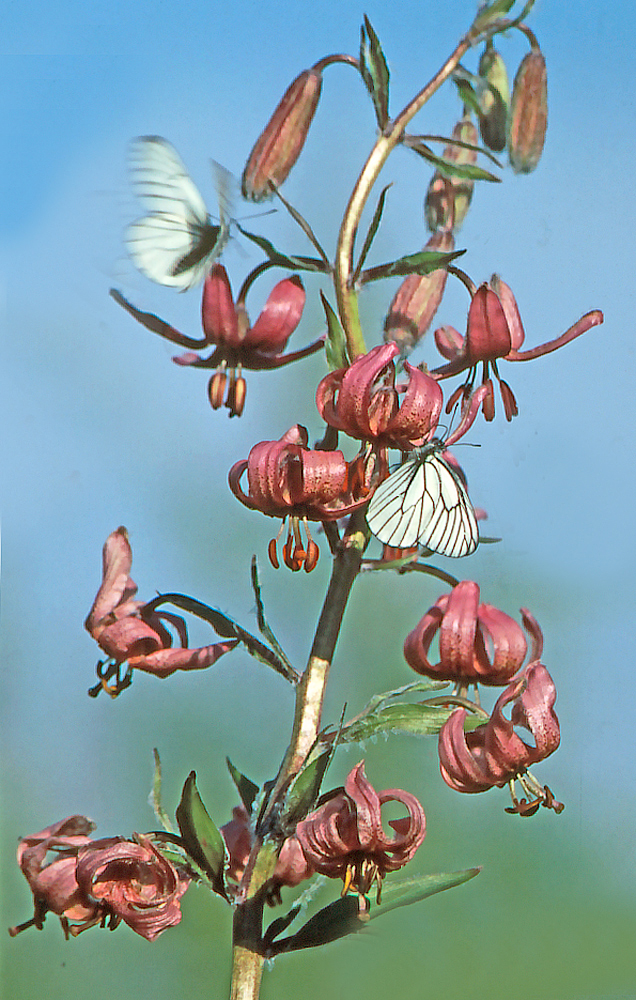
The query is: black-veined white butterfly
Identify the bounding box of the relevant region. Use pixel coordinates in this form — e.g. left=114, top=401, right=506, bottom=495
left=366, top=439, right=479, bottom=558
left=126, top=136, right=231, bottom=291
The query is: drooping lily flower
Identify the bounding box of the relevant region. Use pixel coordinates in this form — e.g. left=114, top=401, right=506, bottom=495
left=111, top=265, right=324, bottom=417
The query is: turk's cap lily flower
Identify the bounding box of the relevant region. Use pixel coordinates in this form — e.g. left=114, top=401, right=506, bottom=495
left=75, top=836, right=191, bottom=941
left=316, top=342, right=443, bottom=452
left=229, top=425, right=369, bottom=571
left=432, top=279, right=603, bottom=421
left=438, top=662, right=562, bottom=812
left=110, top=266, right=324, bottom=417
left=9, top=816, right=104, bottom=938
left=404, top=580, right=544, bottom=687
left=86, top=528, right=238, bottom=693
left=294, top=762, right=426, bottom=899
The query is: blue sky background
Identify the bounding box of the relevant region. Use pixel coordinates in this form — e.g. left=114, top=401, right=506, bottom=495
left=2, top=1, right=635, bottom=997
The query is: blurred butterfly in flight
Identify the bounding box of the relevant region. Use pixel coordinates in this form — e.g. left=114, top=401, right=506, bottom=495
left=126, top=135, right=232, bottom=291
left=366, top=438, right=479, bottom=558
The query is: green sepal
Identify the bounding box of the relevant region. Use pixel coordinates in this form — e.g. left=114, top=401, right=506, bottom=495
left=175, top=771, right=229, bottom=899
left=321, top=291, right=349, bottom=370
left=361, top=247, right=465, bottom=283
left=226, top=757, right=260, bottom=814
left=370, top=868, right=481, bottom=919
left=359, top=15, right=390, bottom=129
left=267, top=895, right=366, bottom=955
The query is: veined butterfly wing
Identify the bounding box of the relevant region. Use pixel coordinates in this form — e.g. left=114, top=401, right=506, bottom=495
left=366, top=441, right=479, bottom=558
left=126, top=136, right=230, bottom=291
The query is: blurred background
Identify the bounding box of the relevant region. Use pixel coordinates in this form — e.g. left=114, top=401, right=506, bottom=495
left=2, top=1, right=635, bottom=997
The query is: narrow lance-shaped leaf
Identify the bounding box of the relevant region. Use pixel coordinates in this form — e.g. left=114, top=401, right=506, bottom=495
left=267, top=896, right=366, bottom=955
left=250, top=556, right=295, bottom=676
left=361, top=248, right=466, bottom=283
left=176, top=771, right=228, bottom=899
left=352, top=184, right=391, bottom=285
left=369, top=868, right=481, bottom=919
left=226, top=757, right=260, bottom=814
left=471, top=0, right=516, bottom=33
left=340, top=702, right=459, bottom=743
left=235, top=223, right=328, bottom=274
left=151, top=747, right=176, bottom=834
left=280, top=742, right=333, bottom=830
left=359, top=15, right=390, bottom=128
left=321, top=291, right=349, bottom=370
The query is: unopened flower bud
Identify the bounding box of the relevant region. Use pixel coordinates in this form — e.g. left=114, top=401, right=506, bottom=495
left=425, top=117, right=478, bottom=231
left=477, top=46, right=509, bottom=153
left=241, top=67, right=323, bottom=201
left=384, top=230, right=454, bottom=352
left=508, top=51, right=547, bottom=174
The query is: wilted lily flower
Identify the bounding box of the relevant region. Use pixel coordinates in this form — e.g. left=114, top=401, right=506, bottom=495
left=294, top=762, right=426, bottom=900
left=404, top=580, right=544, bottom=688
left=220, top=806, right=313, bottom=904
left=75, top=836, right=191, bottom=941
left=228, top=425, right=368, bottom=571
left=85, top=527, right=238, bottom=695
left=9, top=816, right=106, bottom=939
left=438, top=662, right=563, bottom=815
left=111, top=265, right=323, bottom=417
left=316, top=342, right=443, bottom=485
left=432, top=279, right=603, bottom=420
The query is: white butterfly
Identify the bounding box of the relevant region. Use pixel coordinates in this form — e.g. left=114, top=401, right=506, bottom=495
left=366, top=439, right=479, bottom=558
left=126, top=136, right=231, bottom=291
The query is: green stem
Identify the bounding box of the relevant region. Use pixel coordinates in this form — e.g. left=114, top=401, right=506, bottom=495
left=334, top=36, right=471, bottom=357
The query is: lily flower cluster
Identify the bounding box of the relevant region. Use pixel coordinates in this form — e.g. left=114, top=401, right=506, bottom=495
left=8, top=817, right=191, bottom=941
left=405, top=579, right=563, bottom=815
left=230, top=340, right=485, bottom=571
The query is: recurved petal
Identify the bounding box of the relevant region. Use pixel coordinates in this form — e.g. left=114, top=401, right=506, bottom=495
left=246, top=275, right=306, bottom=353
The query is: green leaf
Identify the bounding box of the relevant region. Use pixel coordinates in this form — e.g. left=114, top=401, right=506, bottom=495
left=250, top=556, right=295, bottom=677
left=320, top=291, right=349, bottom=369
left=175, top=771, right=228, bottom=898
left=352, top=184, right=391, bottom=285
left=359, top=16, right=390, bottom=128
left=268, top=895, right=366, bottom=954
left=361, top=247, right=466, bottom=283
left=356, top=678, right=448, bottom=716
left=226, top=757, right=260, bottom=814
left=145, top=593, right=298, bottom=684
left=471, top=0, right=515, bottom=33
left=262, top=905, right=302, bottom=948
left=412, top=145, right=501, bottom=183
left=371, top=868, right=481, bottom=918
left=234, top=224, right=328, bottom=273
left=280, top=743, right=333, bottom=829
left=150, top=748, right=176, bottom=833
left=340, top=702, right=459, bottom=743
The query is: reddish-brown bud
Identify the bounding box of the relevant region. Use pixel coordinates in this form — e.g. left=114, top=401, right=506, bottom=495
left=383, top=231, right=455, bottom=353
left=425, top=116, right=478, bottom=232
left=241, top=68, right=323, bottom=201
left=508, top=51, right=547, bottom=174
left=477, top=46, right=510, bottom=153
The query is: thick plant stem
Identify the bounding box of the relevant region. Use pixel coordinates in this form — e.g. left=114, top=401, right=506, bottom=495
left=334, top=37, right=471, bottom=356
left=228, top=516, right=367, bottom=1000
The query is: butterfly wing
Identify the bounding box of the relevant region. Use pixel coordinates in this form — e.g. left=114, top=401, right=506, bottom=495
left=366, top=451, right=478, bottom=557
left=126, top=136, right=228, bottom=290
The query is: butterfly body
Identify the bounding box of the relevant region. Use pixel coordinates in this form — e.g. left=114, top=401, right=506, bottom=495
left=366, top=439, right=478, bottom=558
left=126, top=136, right=230, bottom=291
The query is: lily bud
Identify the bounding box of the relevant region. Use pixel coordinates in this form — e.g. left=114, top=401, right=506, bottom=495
left=508, top=51, right=547, bottom=174
left=384, top=230, right=454, bottom=353
left=425, top=116, right=478, bottom=231
left=477, top=46, right=509, bottom=153
left=241, top=67, right=323, bottom=201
